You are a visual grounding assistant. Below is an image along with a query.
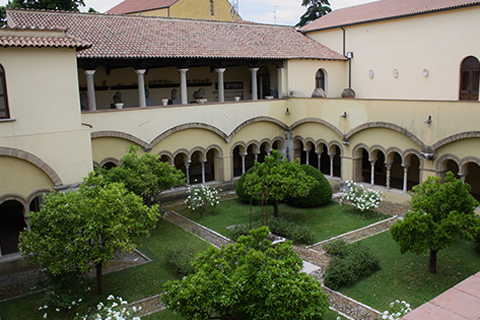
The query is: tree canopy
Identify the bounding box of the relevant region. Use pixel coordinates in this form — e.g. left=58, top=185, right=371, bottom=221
left=296, top=0, right=332, bottom=28
left=19, top=173, right=160, bottom=294
left=6, top=0, right=85, bottom=11
left=162, top=226, right=329, bottom=320
left=390, top=172, right=480, bottom=273
left=241, top=150, right=318, bottom=217
left=99, top=145, right=186, bottom=205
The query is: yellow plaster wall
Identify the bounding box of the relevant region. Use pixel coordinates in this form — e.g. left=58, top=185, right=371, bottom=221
left=305, top=6, right=480, bottom=100
left=0, top=157, right=54, bottom=199
left=0, top=46, right=92, bottom=188
left=91, top=137, right=142, bottom=165
left=136, top=8, right=168, bottom=16
left=170, top=0, right=237, bottom=21
left=286, top=59, right=347, bottom=98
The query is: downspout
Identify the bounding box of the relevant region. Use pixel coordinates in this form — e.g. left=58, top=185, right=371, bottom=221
left=341, top=27, right=346, bottom=56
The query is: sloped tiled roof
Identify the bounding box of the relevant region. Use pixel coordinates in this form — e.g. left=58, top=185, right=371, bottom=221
left=0, top=27, right=91, bottom=49
left=301, top=0, right=480, bottom=32
left=106, top=0, right=179, bottom=14
left=7, top=9, right=346, bottom=61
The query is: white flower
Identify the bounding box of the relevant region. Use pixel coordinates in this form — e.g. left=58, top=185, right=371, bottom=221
left=43, top=313, right=48, bottom=319
left=107, top=295, right=115, bottom=300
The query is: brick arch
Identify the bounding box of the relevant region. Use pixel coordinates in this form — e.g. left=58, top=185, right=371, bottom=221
left=328, top=141, right=343, bottom=155
left=0, top=194, right=26, bottom=207
left=150, top=123, right=228, bottom=147
left=289, top=117, right=343, bottom=139
left=345, top=122, right=425, bottom=149
left=206, top=144, right=224, bottom=158
left=0, top=147, right=62, bottom=186
left=99, top=157, right=119, bottom=168
left=460, top=156, right=480, bottom=169
left=432, top=131, right=480, bottom=150
left=227, top=117, right=288, bottom=142
left=91, top=131, right=148, bottom=148
left=352, top=143, right=370, bottom=158
left=435, top=153, right=461, bottom=172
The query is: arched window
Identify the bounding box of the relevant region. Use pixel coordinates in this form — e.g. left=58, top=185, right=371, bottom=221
left=460, top=56, right=480, bottom=101
left=315, top=69, right=325, bottom=90
left=0, top=64, right=9, bottom=119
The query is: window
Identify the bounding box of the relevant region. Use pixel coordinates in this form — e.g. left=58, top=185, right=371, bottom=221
left=460, top=56, right=480, bottom=101
left=0, top=64, right=9, bottom=119
left=210, top=0, right=214, bottom=15
left=316, top=69, right=325, bottom=90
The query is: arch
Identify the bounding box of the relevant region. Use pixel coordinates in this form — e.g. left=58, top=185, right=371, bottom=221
left=227, top=117, right=288, bottom=142
left=150, top=123, right=228, bottom=147
left=435, top=153, right=461, bottom=173
left=388, top=151, right=404, bottom=190
left=290, top=118, right=343, bottom=139
left=385, top=147, right=404, bottom=163
left=345, top=122, right=425, bottom=149
left=460, top=56, right=480, bottom=101
left=0, top=199, right=27, bottom=255
left=315, top=68, right=326, bottom=91
left=99, top=157, right=120, bottom=168
left=432, top=131, right=480, bottom=150
left=91, top=131, right=148, bottom=148
left=158, top=150, right=174, bottom=165
left=205, top=148, right=220, bottom=182
left=373, top=150, right=387, bottom=187
left=0, top=147, right=62, bottom=186
left=464, top=162, right=480, bottom=201
left=331, top=145, right=342, bottom=178
left=189, top=150, right=204, bottom=184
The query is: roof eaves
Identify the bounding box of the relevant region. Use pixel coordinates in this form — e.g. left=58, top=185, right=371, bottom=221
left=301, top=2, right=480, bottom=33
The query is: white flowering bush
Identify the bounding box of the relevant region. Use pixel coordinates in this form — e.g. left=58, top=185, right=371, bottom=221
left=340, top=181, right=383, bottom=211
left=77, top=295, right=141, bottom=320
left=185, top=184, right=221, bottom=214
left=381, top=300, right=412, bottom=320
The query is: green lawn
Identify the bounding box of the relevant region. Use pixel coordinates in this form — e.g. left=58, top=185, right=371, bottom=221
left=178, top=199, right=390, bottom=243
left=0, top=218, right=210, bottom=320
left=338, top=231, right=480, bottom=312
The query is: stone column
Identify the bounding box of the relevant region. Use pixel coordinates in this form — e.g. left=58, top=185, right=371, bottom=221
left=284, top=131, right=294, bottom=162
left=402, top=164, right=411, bottom=192
left=250, top=68, right=259, bottom=101
left=240, top=152, right=248, bottom=174
left=84, top=70, right=97, bottom=111
left=266, top=148, right=272, bottom=157
left=370, top=159, right=377, bottom=185
left=316, top=150, right=324, bottom=171
left=459, top=171, right=468, bottom=183
left=277, top=67, right=284, bottom=98
left=135, top=69, right=147, bottom=108
left=329, top=152, right=336, bottom=177
left=304, top=148, right=311, bottom=165
left=385, top=162, right=393, bottom=189
left=216, top=68, right=226, bottom=103
left=200, top=159, right=207, bottom=184
left=179, top=68, right=189, bottom=105
left=253, top=151, right=260, bottom=162
left=184, top=160, right=192, bottom=185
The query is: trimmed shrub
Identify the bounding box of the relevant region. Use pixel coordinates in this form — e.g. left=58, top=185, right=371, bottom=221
left=323, top=240, right=380, bottom=290
left=229, top=217, right=315, bottom=245
left=288, top=164, right=332, bottom=208
left=165, top=247, right=196, bottom=276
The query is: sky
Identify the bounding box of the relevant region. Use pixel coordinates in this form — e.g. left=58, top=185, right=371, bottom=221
left=0, top=0, right=375, bottom=26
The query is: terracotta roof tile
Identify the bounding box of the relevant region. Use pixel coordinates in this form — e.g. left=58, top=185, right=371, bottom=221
left=0, top=26, right=91, bottom=49
left=106, top=0, right=179, bottom=14
left=7, top=9, right=346, bottom=61
left=301, top=0, right=480, bottom=32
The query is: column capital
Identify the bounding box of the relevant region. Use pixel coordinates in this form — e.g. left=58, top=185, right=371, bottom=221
left=135, top=69, right=147, bottom=75
left=215, top=68, right=226, bottom=74
left=179, top=68, right=189, bottom=74
left=249, top=67, right=259, bottom=73
left=84, top=69, right=96, bottom=76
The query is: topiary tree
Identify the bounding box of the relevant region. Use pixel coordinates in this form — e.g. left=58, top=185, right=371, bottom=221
left=162, top=226, right=329, bottom=320
left=391, top=172, right=480, bottom=273
left=240, top=150, right=318, bottom=218
left=287, top=164, right=332, bottom=208
left=99, top=145, right=185, bottom=205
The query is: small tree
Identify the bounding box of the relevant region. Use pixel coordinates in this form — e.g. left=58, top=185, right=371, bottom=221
left=6, top=0, right=85, bottom=11
left=391, top=172, right=480, bottom=273
left=162, top=227, right=329, bottom=320
left=241, top=150, right=317, bottom=218
left=19, top=173, right=160, bottom=294
left=100, top=145, right=186, bottom=205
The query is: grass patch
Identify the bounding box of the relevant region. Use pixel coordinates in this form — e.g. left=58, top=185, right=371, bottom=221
left=0, top=218, right=210, bottom=320
left=338, top=231, right=480, bottom=312
left=178, top=199, right=389, bottom=243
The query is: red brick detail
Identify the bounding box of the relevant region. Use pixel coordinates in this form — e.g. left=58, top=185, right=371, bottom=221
left=289, top=117, right=343, bottom=139
left=91, top=131, right=149, bottom=148
left=432, top=131, right=480, bottom=150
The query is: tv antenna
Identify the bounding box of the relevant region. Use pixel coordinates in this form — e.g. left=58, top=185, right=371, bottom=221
left=273, top=5, right=279, bottom=24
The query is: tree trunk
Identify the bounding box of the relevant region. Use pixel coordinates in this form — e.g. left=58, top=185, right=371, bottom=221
left=273, top=201, right=279, bottom=218
left=96, top=262, right=104, bottom=294
left=428, top=249, right=438, bottom=273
